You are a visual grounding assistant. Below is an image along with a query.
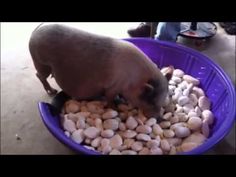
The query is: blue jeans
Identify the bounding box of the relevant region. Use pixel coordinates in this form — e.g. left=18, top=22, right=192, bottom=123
left=155, top=22, right=181, bottom=42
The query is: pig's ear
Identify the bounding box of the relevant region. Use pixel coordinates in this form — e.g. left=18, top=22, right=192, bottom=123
left=143, top=83, right=154, bottom=96
left=139, top=81, right=157, bottom=104
left=162, top=65, right=174, bottom=81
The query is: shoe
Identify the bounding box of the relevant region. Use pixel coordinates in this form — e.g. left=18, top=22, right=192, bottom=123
left=127, top=23, right=151, bottom=37
left=219, top=22, right=231, bottom=28
left=225, top=25, right=236, bottom=35
left=220, top=22, right=236, bottom=35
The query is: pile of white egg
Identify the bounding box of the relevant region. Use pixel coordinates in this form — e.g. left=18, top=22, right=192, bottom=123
left=61, top=67, right=214, bottom=155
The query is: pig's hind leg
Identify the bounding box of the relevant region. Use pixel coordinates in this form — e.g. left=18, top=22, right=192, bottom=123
left=34, top=61, right=57, bottom=96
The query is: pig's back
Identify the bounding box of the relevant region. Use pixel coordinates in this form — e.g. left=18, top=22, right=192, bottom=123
left=29, top=24, right=117, bottom=98
left=29, top=24, right=115, bottom=65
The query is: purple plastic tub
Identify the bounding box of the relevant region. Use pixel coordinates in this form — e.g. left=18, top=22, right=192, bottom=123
left=38, top=38, right=235, bottom=155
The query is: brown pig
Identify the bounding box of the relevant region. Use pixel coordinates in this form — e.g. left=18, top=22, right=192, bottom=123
left=29, top=24, right=173, bottom=119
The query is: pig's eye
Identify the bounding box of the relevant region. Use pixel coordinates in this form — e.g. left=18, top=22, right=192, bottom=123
left=148, top=79, right=158, bottom=87
left=139, top=91, right=157, bottom=106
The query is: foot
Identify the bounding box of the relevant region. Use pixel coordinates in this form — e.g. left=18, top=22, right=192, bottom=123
left=127, top=23, right=151, bottom=37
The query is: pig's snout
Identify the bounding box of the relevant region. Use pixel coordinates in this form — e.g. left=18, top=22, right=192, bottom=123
left=142, top=106, right=161, bottom=120
left=138, top=66, right=174, bottom=120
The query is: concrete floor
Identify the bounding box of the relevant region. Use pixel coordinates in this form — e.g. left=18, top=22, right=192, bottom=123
left=1, top=23, right=235, bottom=154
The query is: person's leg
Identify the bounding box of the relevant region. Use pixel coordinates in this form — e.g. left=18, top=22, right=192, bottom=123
left=155, top=22, right=181, bottom=42
left=146, top=22, right=159, bottom=38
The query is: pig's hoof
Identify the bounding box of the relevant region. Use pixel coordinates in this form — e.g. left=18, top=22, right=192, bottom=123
left=47, top=89, right=58, bottom=96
